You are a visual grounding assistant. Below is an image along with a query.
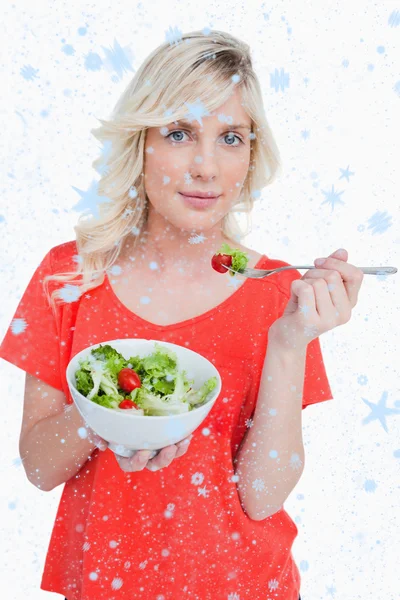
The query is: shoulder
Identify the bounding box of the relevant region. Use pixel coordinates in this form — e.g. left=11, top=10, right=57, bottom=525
left=237, top=243, right=295, bottom=273
left=238, top=244, right=302, bottom=297
left=49, top=239, right=79, bottom=271
left=235, top=244, right=263, bottom=269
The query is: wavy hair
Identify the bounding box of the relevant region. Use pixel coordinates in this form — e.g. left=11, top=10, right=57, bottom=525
left=43, top=29, right=282, bottom=315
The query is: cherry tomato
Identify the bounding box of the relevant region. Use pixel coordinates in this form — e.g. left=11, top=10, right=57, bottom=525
left=118, top=368, right=141, bottom=393
left=119, top=398, right=139, bottom=410
left=211, top=253, right=232, bottom=273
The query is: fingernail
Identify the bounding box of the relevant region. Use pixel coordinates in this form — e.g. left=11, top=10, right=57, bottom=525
left=181, top=438, right=190, bottom=446
left=314, top=258, right=326, bottom=266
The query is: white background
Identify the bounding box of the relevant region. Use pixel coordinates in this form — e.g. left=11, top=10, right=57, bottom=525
left=1, top=1, right=399, bottom=599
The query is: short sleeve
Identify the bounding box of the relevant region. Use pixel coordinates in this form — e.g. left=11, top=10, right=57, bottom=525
left=301, top=336, right=333, bottom=408
left=0, top=249, right=63, bottom=391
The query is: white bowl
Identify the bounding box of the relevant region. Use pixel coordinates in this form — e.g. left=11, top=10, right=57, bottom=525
left=66, top=339, right=222, bottom=459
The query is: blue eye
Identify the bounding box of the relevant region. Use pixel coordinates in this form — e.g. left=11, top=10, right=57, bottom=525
left=166, top=130, right=243, bottom=146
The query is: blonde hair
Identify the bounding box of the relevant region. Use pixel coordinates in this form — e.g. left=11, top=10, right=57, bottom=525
left=44, top=29, right=282, bottom=314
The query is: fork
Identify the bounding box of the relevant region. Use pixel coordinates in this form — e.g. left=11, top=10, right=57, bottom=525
left=224, top=264, right=398, bottom=279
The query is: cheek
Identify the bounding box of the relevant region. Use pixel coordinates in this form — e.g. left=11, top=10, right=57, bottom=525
left=144, top=151, right=178, bottom=190
left=224, top=155, right=250, bottom=185
left=224, top=147, right=250, bottom=168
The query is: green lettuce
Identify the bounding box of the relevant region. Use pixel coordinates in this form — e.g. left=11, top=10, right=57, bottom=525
left=74, top=342, right=218, bottom=415
left=215, top=242, right=249, bottom=276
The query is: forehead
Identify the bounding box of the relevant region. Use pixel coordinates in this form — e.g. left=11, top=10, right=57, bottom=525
left=171, top=118, right=251, bottom=130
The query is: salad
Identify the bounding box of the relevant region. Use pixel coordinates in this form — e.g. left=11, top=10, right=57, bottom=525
left=74, top=342, right=218, bottom=416
left=211, top=242, right=249, bottom=276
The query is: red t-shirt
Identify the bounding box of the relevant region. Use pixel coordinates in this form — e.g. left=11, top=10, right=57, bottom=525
left=0, top=241, right=333, bottom=600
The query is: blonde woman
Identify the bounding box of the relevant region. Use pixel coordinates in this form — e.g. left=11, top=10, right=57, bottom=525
left=0, top=29, right=364, bottom=600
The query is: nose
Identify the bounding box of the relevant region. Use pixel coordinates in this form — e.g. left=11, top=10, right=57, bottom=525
left=189, top=144, right=220, bottom=182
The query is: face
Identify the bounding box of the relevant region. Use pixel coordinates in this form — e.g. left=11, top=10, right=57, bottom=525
left=142, top=88, right=252, bottom=234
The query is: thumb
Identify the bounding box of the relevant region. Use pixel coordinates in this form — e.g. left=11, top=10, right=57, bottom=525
left=92, top=434, right=108, bottom=451
left=315, top=248, right=348, bottom=265
left=85, top=425, right=108, bottom=451
left=331, top=247, right=348, bottom=261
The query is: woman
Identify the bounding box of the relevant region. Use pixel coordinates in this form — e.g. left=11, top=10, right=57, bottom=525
left=0, top=29, right=363, bottom=600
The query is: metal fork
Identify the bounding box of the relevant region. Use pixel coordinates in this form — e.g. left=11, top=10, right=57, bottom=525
left=224, top=264, right=398, bottom=279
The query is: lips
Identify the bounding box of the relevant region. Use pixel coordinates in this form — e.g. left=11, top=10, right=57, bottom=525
left=179, top=191, right=220, bottom=199
left=179, top=193, right=219, bottom=208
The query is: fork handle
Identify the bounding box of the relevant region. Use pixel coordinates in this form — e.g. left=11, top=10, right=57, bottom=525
left=295, top=266, right=397, bottom=275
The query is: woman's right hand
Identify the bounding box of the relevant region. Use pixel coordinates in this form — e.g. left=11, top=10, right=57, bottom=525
left=114, top=435, right=193, bottom=472
left=84, top=421, right=193, bottom=472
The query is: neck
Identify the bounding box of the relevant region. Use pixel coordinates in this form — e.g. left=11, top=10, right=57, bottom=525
left=121, top=206, right=235, bottom=278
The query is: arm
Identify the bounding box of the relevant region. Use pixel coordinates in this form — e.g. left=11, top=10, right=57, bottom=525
left=234, top=248, right=362, bottom=521
left=20, top=401, right=99, bottom=492
left=233, top=327, right=307, bottom=520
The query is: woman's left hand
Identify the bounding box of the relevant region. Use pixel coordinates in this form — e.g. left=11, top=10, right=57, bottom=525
left=268, top=248, right=365, bottom=352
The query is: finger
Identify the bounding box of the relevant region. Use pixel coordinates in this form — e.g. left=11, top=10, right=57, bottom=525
left=301, top=248, right=348, bottom=282
left=304, top=270, right=350, bottom=320
left=324, top=248, right=348, bottom=262
left=305, top=277, right=349, bottom=325
left=87, top=429, right=108, bottom=451
left=293, top=280, right=319, bottom=321
left=296, top=278, right=331, bottom=323
left=146, top=445, right=178, bottom=472
left=93, top=434, right=108, bottom=451
left=329, top=248, right=348, bottom=261
left=311, top=258, right=363, bottom=307
left=115, top=449, right=152, bottom=472
left=174, top=437, right=192, bottom=457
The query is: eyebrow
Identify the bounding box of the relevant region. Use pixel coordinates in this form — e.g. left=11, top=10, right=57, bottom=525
left=170, top=119, right=252, bottom=131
